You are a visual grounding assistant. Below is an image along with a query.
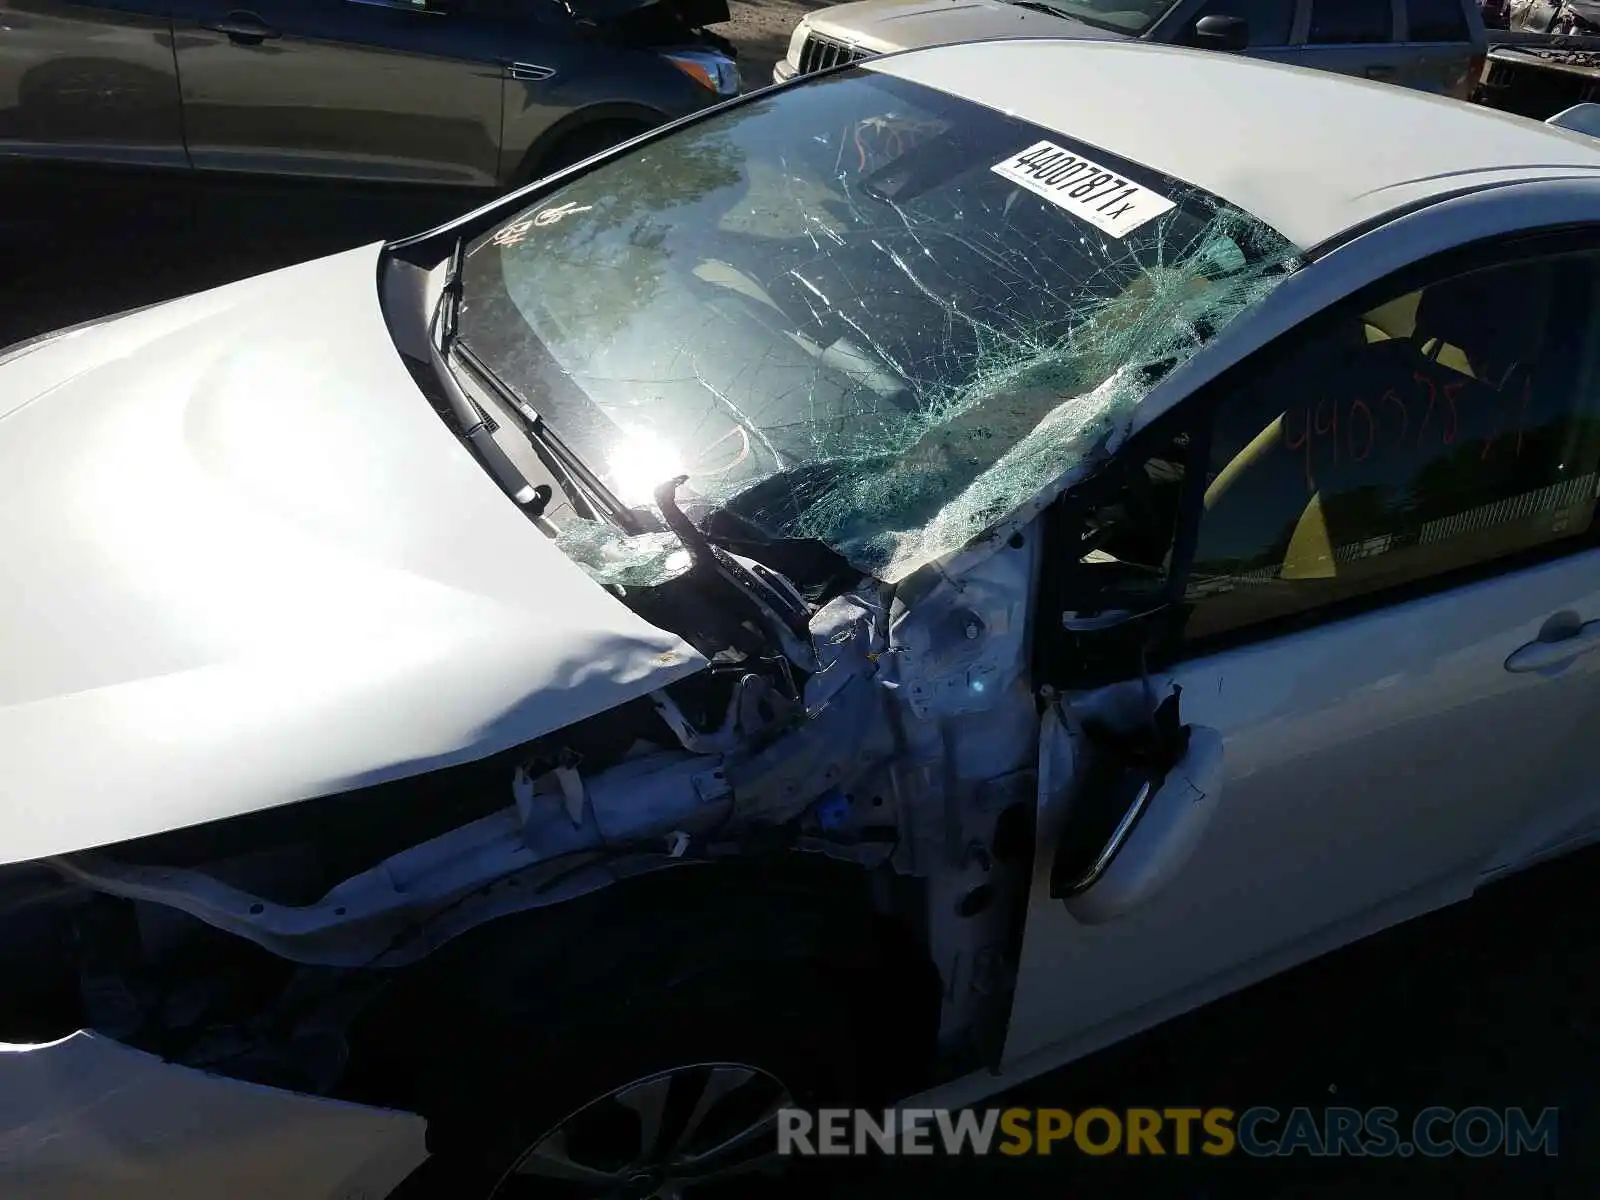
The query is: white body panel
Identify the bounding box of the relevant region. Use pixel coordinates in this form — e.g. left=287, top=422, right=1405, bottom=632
left=0, top=245, right=706, bottom=866
left=868, top=41, right=1600, bottom=247
left=1006, top=553, right=1600, bottom=1065
left=3, top=46, right=1600, bottom=1200
left=0, top=1033, right=426, bottom=1199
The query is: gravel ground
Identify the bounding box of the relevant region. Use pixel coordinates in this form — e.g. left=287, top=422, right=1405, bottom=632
left=717, top=0, right=828, bottom=83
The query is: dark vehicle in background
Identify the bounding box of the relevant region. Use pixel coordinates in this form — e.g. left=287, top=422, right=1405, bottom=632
left=0, top=0, right=739, bottom=190
left=1551, top=0, right=1600, bottom=31
left=1508, top=0, right=1600, bottom=31
left=1478, top=0, right=1600, bottom=118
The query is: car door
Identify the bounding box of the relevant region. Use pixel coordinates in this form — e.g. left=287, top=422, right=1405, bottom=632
left=0, top=0, right=184, bottom=166
left=1398, top=0, right=1485, bottom=96
left=1291, top=0, right=1413, bottom=84
left=166, top=0, right=505, bottom=186
left=1004, top=234, right=1600, bottom=1067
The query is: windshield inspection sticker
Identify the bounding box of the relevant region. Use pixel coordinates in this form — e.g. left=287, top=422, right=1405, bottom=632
left=992, top=141, right=1176, bottom=239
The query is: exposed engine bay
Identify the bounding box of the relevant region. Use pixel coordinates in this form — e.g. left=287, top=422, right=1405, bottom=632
left=0, top=78, right=1265, bottom=1113
left=0, top=511, right=1064, bottom=1101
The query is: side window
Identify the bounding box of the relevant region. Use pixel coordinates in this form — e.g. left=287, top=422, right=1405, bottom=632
left=1190, top=0, right=1296, bottom=44
left=1307, top=0, right=1394, bottom=42
left=1405, top=0, right=1471, bottom=39
left=1181, top=250, right=1600, bottom=646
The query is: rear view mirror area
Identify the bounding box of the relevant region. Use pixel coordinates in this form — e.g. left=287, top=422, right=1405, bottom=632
left=1050, top=687, right=1224, bottom=924
left=1192, top=14, right=1250, bottom=50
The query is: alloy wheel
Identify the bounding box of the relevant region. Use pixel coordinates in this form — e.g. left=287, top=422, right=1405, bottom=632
left=492, top=1062, right=793, bottom=1199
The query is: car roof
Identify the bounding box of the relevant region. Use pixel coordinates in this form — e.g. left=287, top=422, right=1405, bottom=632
left=867, top=39, right=1600, bottom=248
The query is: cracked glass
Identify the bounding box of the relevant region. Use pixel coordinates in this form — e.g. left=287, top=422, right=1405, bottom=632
left=457, top=70, right=1301, bottom=584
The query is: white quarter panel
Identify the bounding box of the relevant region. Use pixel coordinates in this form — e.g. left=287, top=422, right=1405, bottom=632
left=1006, top=549, right=1600, bottom=1065
left=0, top=1033, right=426, bottom=1200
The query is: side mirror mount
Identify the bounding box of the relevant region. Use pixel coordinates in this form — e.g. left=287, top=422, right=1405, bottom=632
left=1192, top=13, right=1249, bottom=50
left=1056, top=725, right=1223, bottom=923
left=1050, top=687, right=1224, bottom=923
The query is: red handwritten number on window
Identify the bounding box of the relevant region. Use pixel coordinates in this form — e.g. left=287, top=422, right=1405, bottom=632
left=1349, top=398, right=1375, bottom=462
left=1480, top=375, right=1533, bottom=462
left=1282, top=373, right=1530, bottom=492
left=1283, top=406, right=1314, bottom=491
left=1413, top=373, right=1436, bottom=447
left=1314, top=396, right=1339, bottom=467
left=1381, top=389, right=1408, bottom=448
left=1441, top=380, right=1463, bottom=446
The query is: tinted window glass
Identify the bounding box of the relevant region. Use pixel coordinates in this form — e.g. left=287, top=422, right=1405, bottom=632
left=1181, top=252, right=1600, bottom=644
left=1406, top=0, right=1471, bottom=39
left=1192, top=0, right=1296, bottom=44
left=1308, top=0, right=1393, bottom=41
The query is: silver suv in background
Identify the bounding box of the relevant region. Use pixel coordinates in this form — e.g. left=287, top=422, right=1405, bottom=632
left=0, top=0, right=740, bottom=190
left=774, top=0, right=1487, bottom=99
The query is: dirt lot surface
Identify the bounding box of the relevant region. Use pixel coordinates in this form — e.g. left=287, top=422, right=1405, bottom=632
left=718, top=0, right=829, bottom=82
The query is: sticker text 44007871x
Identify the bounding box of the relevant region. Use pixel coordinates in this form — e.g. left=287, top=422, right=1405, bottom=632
left=991, top=141, right=1177, bottom=239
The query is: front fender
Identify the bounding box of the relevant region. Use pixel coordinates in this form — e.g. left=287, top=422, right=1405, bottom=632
left=0, top=1031, right=426, bottom=1200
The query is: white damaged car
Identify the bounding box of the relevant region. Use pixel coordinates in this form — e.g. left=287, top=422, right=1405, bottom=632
left=7, top=39, right=1600, bottom=1200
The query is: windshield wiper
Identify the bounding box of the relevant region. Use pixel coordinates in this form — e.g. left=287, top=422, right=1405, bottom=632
left=451, top=340, right=641, bottom=534
left=1003, top=0, right=1129, bottom=30
left=429, top=238, right=639, bottom=533
left=428, top=237, right=547, bottom=515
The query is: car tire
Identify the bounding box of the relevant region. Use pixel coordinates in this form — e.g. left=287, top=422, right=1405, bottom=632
left=537, top=120, right=655, bottom=177
left=378, top=870, right=928, bottom=1199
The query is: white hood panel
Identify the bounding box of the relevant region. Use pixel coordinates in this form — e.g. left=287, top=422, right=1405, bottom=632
left=0, top=245, right=707, bottom=866
left=804, top=0, right=1121, bottom=53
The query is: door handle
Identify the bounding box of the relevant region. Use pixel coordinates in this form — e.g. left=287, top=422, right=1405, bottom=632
left=206, top=10, right=280, bottom=44
left=1364, top=63, right=1398, bottom=80
left=1505, top=618, right=1600, bottom=673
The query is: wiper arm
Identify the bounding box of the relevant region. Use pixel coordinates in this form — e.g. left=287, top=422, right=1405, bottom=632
left=451, top=341, right=641, bottom=534
left=654, top=475, right=814, bottom=643
left=428, top=237, right=546, bottom=514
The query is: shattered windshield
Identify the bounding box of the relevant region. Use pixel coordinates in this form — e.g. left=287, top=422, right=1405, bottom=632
left=457, top=70, right=1300, bottom=583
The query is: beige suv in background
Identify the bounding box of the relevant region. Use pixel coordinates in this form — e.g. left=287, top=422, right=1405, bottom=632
left=774, top=0, right=1488, bottom=98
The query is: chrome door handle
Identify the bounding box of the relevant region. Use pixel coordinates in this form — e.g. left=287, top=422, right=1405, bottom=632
left=206, top=11, right=279, bottom=43
left=1364, top=64, right=1397, bottom=80
left=1505, top=619, right=1600, bottom=673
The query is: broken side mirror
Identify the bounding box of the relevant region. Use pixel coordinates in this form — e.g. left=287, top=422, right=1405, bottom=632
left=1049, top=689, right=1223, bottom=923
left=1192, top=13, right=1250, bottom=50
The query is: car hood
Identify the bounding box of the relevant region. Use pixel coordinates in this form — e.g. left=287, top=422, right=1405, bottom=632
left=568, top=0, right=729, bottom=22
left=0, top=244, right=708, bottom=867
left=800, top=0, right=1127, bottom=54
